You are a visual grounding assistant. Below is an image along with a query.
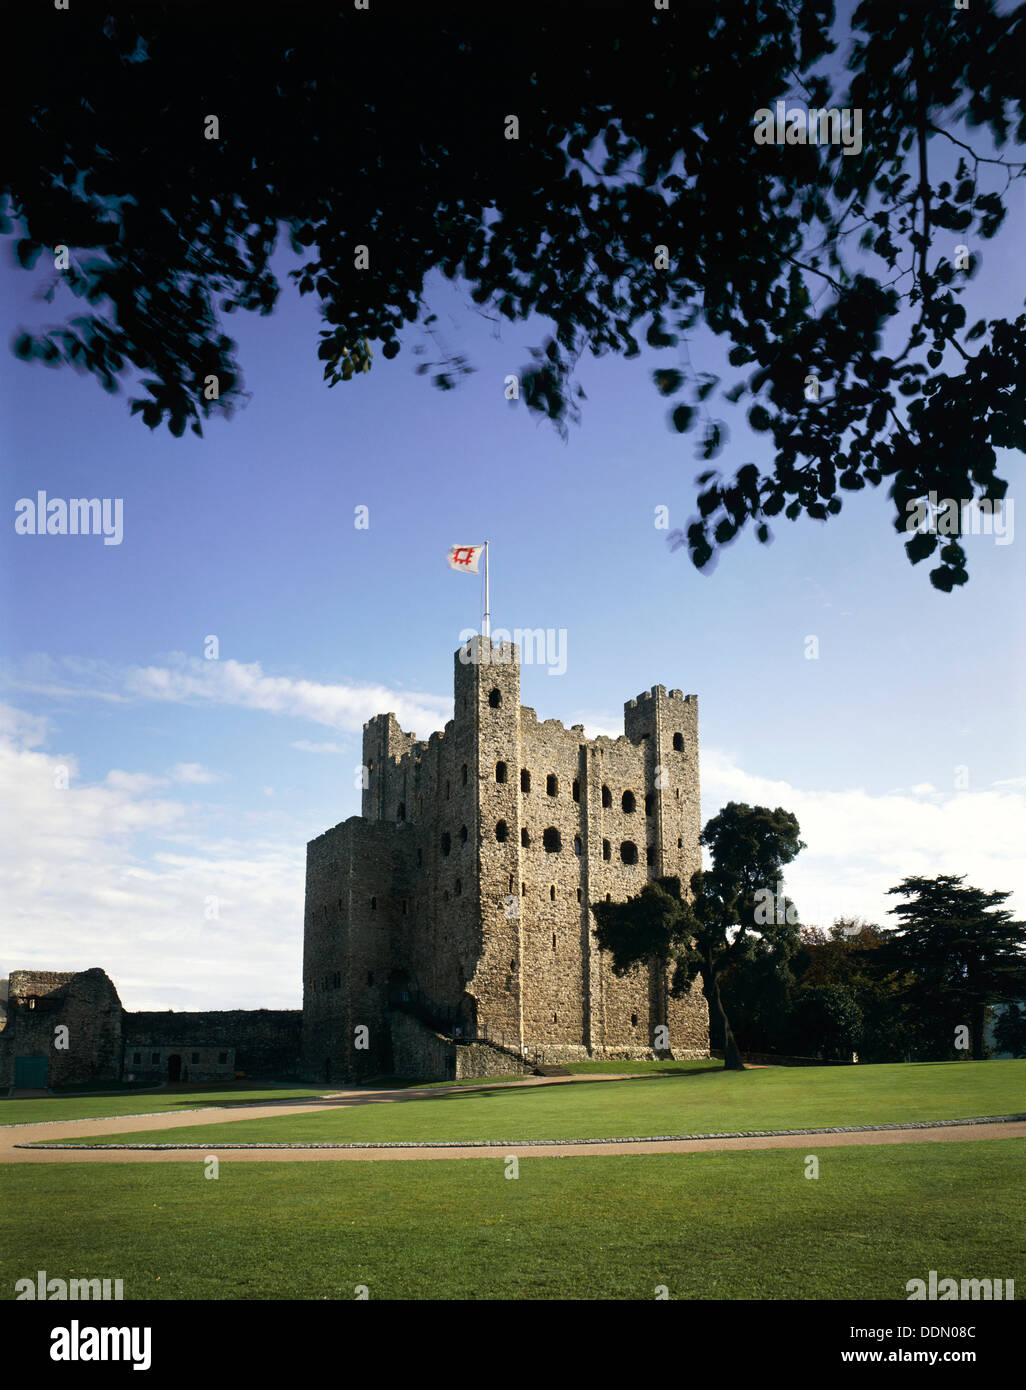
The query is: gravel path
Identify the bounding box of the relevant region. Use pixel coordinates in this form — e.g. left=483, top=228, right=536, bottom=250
left=4, top=1075, right=1025, bottom=1163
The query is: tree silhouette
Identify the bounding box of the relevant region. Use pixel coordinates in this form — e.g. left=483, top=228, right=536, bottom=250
left=6, top=1, right=1024, bottom=587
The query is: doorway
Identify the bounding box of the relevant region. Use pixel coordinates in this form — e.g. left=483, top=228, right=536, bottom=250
left=167, top=1054, right=182, bottom=1082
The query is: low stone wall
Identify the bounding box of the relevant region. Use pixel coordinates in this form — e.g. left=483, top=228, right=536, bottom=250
left=454, top=1041, right=529, bottom=1080
left=389, top=1012, right=455, bottom=1082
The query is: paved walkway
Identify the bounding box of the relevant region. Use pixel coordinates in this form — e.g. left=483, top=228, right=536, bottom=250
left=4, top=1075, right=1025, bottom=1163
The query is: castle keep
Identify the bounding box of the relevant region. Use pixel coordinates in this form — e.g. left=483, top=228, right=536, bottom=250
left=303, top=636, right=710, bottom=1082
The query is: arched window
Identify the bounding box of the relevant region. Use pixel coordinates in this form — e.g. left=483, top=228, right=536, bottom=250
left=673, top=732, right=685, bottom=752
left=601, top=785, right=612, bottom=808
left=488, top=688, right=502, bottom=708
left=521, top=827, right=531, bottom=848
left=573, top=836, right=582, bottom=856
left=441, top=832, right=451, bottom=857
left=620, top=841, right=638, bottom=865
left=459, top=824, right=468, bottom=844
left=645, top=792, right=655, bottom=816
left=496, top=761, right=508, bottom=784
left=572, top=779, right=580, bottom=802
left=622, top=790, right=636, bottom=813
left=543, top=827, right=562, bottom=853
left=546, top=774, right=558, bottom=797
left=521, top=769, right=531, bottom=793
left=496, top=820, right=509, bottom=843
left=602, top=839, right=611, bottom=861
left=461, top=763, right=468, bottom=786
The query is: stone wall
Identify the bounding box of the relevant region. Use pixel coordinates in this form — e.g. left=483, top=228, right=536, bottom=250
left=123, top=1009, right=301, bottom=1079
left=1, top=969, right=123, bottom=1088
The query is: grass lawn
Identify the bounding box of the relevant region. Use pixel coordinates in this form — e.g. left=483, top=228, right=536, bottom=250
left=0, top=1084, right=333, bottom=1128
left=1, top=1141, right=1022, bottom=1299
left=41, top=1059, right=1026, bottom=1146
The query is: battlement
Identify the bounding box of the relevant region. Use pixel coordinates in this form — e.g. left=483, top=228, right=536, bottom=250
left=625, top=686, right=696, bottom=710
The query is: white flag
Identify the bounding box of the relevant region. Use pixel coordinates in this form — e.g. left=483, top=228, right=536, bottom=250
left=447, top=544, right=485, bottom=574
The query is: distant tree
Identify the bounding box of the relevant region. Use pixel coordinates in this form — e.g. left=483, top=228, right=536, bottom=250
left=992, top=1002, right=1026, bottom=1058
left=877, top=875, right=1026, bottom=1060
left=6, top=1, right=1026, bottom=587
left=785, top=983, right=864, bottom=1060
left=592, top=802, right=805, bottom=1071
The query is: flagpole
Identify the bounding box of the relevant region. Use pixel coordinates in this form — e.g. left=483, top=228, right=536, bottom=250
left=483, top=542, right=490, bottom=640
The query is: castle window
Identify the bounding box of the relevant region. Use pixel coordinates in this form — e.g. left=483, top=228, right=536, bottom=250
left=572, top=779, right=580, bottom=802
left=337, top=898, right=342, bottom=909
left=510, top=959, right=516, bottom=972
left=371, top=896, right=377, bottom=910
left=522, top=882, right=527, bottom=896
left=496, top=819, right=509, bottom=843
left=677, top=838, right=683, bottom=848
left=553, top=1012, right=558, bottom=1023
left=550, top=885, right=556, bottom=901
left=622, top=790, right=636, bottom=813
left=446, top=780, right=450, bottom=799
left=367, top=972, right=374, bottom=986
left=397, top=801, right=406, bottom=821
left=191, top=1052, right=200, bottom=1064
left=647, top=845, right=656, bottom=865
left=461, top=763, right=468, bottom=786
left=645, top=792, right=655, bottom=816
left=601, top=785, right=612, bottom=808
left=496, top=761, right=508, bottom=784
left=218, top=1052, right=228, bottom=1064
left=460, top=824, right=468, bottom=844
left=402, top=899, right=408, bottom=915
left=603, top=839, right=611, bottom=861
left=417, top=848, right=423, bottom=866
left=455, top=879, right=462, bottom=896
left=441, top=832, right=451, bottom=857
left=509, top=874, right=515, bottom=892
left=573, top=836, right=582, bottom=856
left=488, top=688, right=502, bottom=708
left=546, top=774, right=558, bottom=797
left=368, top=759, right=374, bottom=771
left=542, top=827, right=562, bottom=853
left=577, top=888, right=582, bottom=903
left=620, top=841, right=639, bottom=865
left=521, top=768, right=531, bottom=793
left=151, top=1052, right=160, bottom=1064
left=673, top=732, right=685, bottom=752
left=133, top=1052, right=141, bottom=1064
left=605, top=893, right=611, bottom=903
left=631, top=1013, right=638, bottom=1027
left=521, top=828, right=531, bottom=848
left=552, top=929, right=557, bottom=946
left=27, top=997, right=36, bottom=1010
left=334, top=971, right=341, bottom=987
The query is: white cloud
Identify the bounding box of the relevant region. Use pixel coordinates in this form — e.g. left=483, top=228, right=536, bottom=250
left=292, top=740, right=347, bottom=755
left=170, top=762, right=220, bottom=784
left=0, top=713, right=303, bottom=1010
left=702, top=747, right=1026, bottom=928
left=124, top=655, right=452, bottom=739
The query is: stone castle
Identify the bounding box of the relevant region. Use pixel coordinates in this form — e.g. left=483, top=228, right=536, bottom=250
left=302, top=635, right=710, bottom=1083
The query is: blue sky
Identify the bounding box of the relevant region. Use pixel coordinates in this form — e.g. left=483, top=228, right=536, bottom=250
left=2, top=110, right=1024, bottom=1010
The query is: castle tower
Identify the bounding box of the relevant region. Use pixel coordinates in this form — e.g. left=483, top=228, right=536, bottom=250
left=301, top=642, right=709, bottom=1084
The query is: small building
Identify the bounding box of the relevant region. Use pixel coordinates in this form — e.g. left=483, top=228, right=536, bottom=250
left=123, top=1044, right=236, bottom=1084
